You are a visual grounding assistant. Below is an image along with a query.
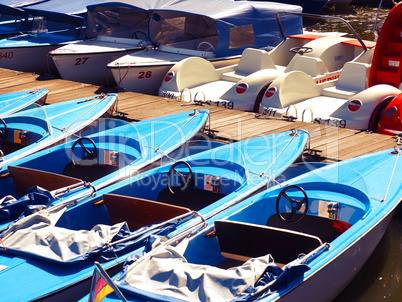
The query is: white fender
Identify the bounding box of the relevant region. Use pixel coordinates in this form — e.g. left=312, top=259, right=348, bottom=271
left=161, top=57, right=220, bottom=92
left=259, top=71, right=321, bottom=111
left=331, top=84, right=401, bottom=129
left=218, top=69, right=283, bottom=112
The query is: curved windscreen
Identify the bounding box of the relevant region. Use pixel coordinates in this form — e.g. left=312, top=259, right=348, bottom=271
left=0, top=103, right=49, bottom=162
left=149, top=11, right=218, bottom=50
left=308, top=163, right=370, bottom=198
left=160, top=139, right=227, bottom=166
left=86, top=5, right=150, bottom=40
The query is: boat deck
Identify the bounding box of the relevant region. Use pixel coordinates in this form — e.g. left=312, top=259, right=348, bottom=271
left=0, top=69, right=398, bottom=163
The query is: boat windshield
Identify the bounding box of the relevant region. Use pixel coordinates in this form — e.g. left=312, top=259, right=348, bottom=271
left=64, top=118, right=144, bottom=168
left=86, top=5, right=150, bottom=41
left=0, top=7, right=27, bottom=35
left=0, top=103, right=50, bottom=160
left=149, top=11, right=219, bottom=52
left=9, top=102, right=51, bottom=136
left=313, top=164, right=370, bottom=198
left=160, top=139, right=227, bottom=165
left=20, top=12, right=85, bottom=39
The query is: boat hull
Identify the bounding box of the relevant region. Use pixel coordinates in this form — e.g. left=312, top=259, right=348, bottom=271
left=272, top=209, right=395, bottom=301
left=0, top=44, right=63, bottom=75
left=110, top=55, right=240, bottom=95
left=51, top=49, right=142, bottom=87
left=0, top=89, right=48, bottom=118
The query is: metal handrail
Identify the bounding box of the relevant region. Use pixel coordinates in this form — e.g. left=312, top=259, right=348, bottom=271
left=179, top=88, right=192, bottom=102
left=276, top=12, right=367, bottom=52
left=285, top=105, right=298, bottom=119
left=194, top=91, right=206, bottom=103
left=302, top=108, right=314, bottom=123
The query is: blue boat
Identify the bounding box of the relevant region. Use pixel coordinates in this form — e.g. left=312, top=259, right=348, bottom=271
left=0, top=4, right=29, bottom=38
left=0, top=129, right=308, bottom=301
left=0, top=109, right=210, bottom=226
left=84, top=146, right=402, bottom=302
left=0, top=93, right=117, bottom=185
left=0, top=88, right=48, bottom=118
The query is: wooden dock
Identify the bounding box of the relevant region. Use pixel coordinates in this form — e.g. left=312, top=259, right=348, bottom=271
left=0, top=68, right=398, bottom=163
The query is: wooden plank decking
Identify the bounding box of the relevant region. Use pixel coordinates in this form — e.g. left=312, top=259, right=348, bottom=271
left=0, top=68, right=398, bottom=163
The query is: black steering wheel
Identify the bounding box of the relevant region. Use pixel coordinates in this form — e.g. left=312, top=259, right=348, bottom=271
left=167, top=161, right=193, bottom=195
left=132, top=30, right=147, bottom=40
left=289, top=46, right=313, bottom=55
left=70, top=137, right=97, bottom=166
left=276, top=185, right=308, bottom=224
left=0, top=118, right=7, bottom=142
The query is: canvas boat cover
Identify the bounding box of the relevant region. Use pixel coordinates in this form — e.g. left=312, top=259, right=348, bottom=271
left=22, top=0, right=112, bottom=17
left=0, top=0, right=47, bottom=7
left=112, top=237, right=309, bottom=301
left=86, top=0, right=303, bottom=56
left=0, top=205, right=183, bottom=264
left=0, top=4, right=27, bottom=18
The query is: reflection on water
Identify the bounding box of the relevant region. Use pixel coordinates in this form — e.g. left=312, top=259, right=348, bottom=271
left=334, top=206, right=402, bottom=302
left=307, top=4, right=392, bottom=41
left=315, top=4, right=401, bottom=301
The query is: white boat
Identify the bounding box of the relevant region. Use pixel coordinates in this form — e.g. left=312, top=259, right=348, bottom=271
left=0, top=0, right=104, bottom=75
left=104, top=0, right=303, bottom=94
left=49, top=0, right=182, bottom=87
left=159, top=13, right=375, bottom=113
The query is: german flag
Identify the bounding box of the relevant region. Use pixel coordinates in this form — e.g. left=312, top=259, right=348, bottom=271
left=88, top=262, right=127, bottom=302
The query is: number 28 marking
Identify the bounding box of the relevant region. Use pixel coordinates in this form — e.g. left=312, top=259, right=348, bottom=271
left=74, top=57, right=89, bottom=65
left=138, top=71, right=152, bottom=79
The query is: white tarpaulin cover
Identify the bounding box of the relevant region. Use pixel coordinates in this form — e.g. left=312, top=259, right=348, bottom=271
left=0, top=207, right=126, bottom=263
left=116, top=238, right=273, bottom=301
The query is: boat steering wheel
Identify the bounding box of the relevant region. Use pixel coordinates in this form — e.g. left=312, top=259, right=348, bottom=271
left=289, top=46, right=313, bottom=55
left=70, top=137, right=98, bottom=166
left=276, top=185, right=308, bottom=224
left=167, top=161, right=193, bottom=195
left=198, top=41, right=215, bottom=52
left=132, top=30, right=146, bottom=40
left=0, top=118, right=7, bottom=142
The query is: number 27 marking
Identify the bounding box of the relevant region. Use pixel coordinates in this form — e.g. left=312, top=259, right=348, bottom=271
left=75, top=57, right=89, bottom=65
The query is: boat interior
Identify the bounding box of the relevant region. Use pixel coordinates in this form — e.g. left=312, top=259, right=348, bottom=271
left=3, top=133, right=141, bottom=198
left=0, top=115, right=49, bottom=156
left=183, top=181, right=370, bottom=269
left=55, top=158, right=247, bottom=233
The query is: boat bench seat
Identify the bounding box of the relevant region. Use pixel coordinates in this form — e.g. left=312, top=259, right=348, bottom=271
left=285, top=56, right=329, bottom=77
left=220, top=48, right=277, bottom=82
left=103, top=193, right=191, bottom=231
left=321, top=61, right=370, bottom=98
left=8, top=165, right=82, bottom=197
left=215, top=220, right=322, bottom=265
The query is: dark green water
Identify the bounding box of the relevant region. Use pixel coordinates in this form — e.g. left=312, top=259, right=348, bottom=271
left=316, top=4, right=402, bottom=301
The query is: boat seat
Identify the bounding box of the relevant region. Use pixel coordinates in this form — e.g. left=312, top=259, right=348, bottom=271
left=157, top=187, right=226, bottom=211
left=321, top=61, right=370, bottom=98
left=220, top=48, right=276, bottom=82
left=8, top=165, right=82, bottom=197
left=62, top=162, right=119, bottom=182
left=266, top=214, right=343, bottom=243
left=285, top=56, right=329, bottom=77
left=103, top=193, right=191, bottom=231
left=215, top=220, right=322, bottom=265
